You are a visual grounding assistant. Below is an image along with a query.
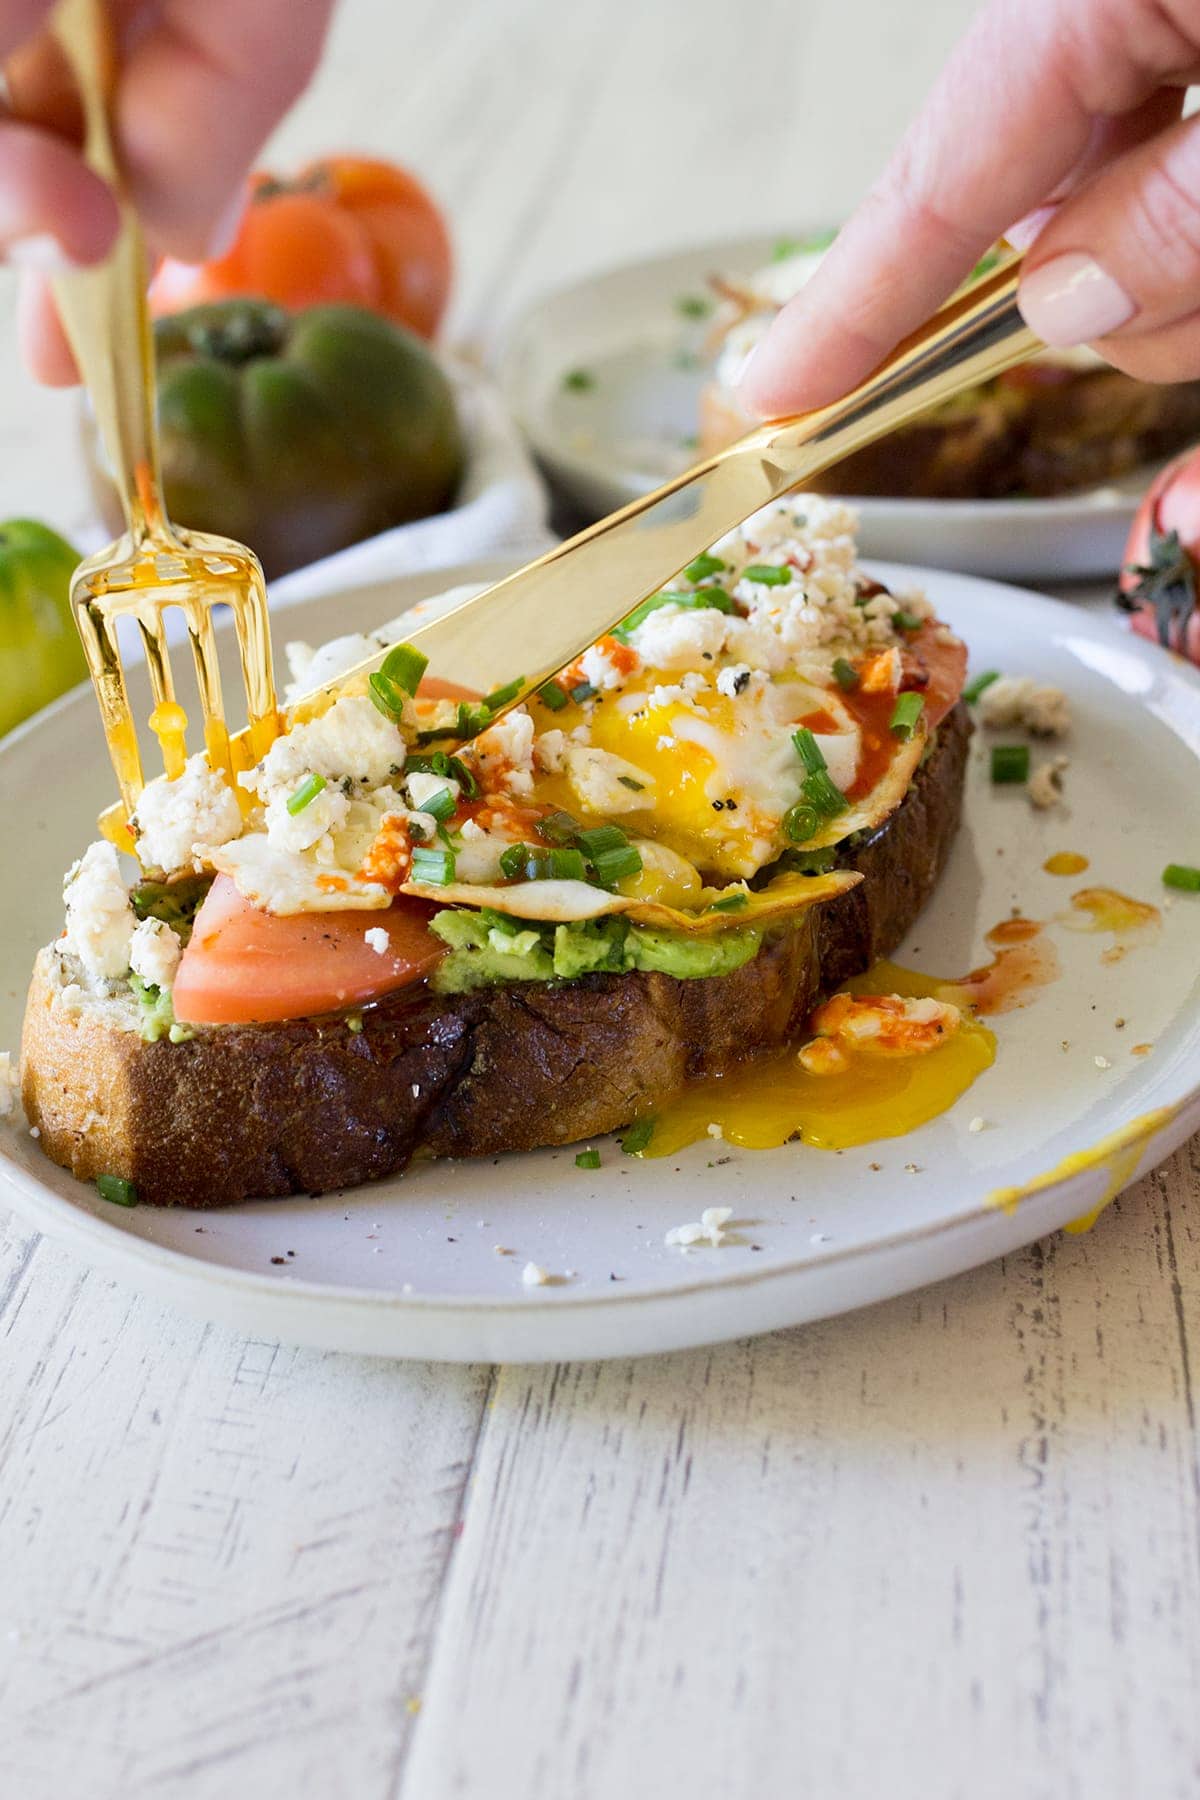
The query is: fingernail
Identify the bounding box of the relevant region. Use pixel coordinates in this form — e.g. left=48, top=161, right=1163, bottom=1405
left=206, top=187, right=248, bottom=261
left=1019, top=252, right=1135, bottom=346
left=1005, top=206, right=1056, bottom=252
left=6, top=233, right=75, bottom=273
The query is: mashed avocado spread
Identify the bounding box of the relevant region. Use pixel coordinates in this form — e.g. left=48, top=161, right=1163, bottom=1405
left=429, top=908, right=763, bottom=994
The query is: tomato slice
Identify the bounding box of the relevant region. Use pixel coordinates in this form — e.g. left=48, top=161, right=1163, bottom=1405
left=173, top=875, right=445, bottom=1026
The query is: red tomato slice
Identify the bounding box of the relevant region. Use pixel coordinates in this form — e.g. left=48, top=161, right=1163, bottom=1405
left=173, top=876, right=445, bottom=1026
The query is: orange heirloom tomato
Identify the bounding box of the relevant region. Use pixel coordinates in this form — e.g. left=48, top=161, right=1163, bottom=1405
left=150, top=155, right=453, bottom=340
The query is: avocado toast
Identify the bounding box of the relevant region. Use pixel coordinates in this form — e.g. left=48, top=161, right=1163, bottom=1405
left=21, top=498, right=972, bottom=1207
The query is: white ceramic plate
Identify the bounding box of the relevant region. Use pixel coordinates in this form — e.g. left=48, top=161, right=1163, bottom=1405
left=2, top=561, right=1198, bottom=1362
left=496, top=233, right=1148, bottom=582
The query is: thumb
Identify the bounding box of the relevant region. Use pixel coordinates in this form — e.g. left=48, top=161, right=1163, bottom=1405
left=1017, top=108, right=1200, bottom=383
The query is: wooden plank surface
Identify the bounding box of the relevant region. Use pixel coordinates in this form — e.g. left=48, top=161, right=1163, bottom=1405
left=2, top=0, right=1199, bottom=1795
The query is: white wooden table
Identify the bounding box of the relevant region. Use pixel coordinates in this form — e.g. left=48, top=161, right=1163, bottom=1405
left=3, top=2, right=1199, bottom=1794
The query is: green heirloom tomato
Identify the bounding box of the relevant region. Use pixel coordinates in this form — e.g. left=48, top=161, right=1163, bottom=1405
left=152, top=300, right=463, bottom=579
left=0, top=520, right=84, bottom=738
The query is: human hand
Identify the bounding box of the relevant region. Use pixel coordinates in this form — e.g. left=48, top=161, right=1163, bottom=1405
left=738, top=0, right=1200, bottom=417
left=0, top=0, right=336, bottom=383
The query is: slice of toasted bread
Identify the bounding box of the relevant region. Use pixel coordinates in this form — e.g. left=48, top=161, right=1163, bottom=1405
left=21, top=706, right=970, bottom=1208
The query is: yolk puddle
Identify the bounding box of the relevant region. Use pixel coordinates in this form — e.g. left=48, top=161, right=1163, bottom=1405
left=643, top=916, right=1065, bottom=1158
left=1044, top=851, right=1089, bottom=876
left=1059, top=885, right=1160, bottom=965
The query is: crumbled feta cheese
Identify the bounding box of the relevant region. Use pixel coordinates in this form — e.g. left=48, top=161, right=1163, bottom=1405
left=715, top=662, right=755, bottom=699
left=579, top=641, right=632, bottom=691
left=968, top=1116, right=987, bottom=1133
left=263, top=781, right=351, bottom=855
left=522, top=1261, right=550, bottom=1287
left=405, top=769, right=459, bottom=812
left=472, top=708, right=535, bottom=796
left=978, top=676, right=1071, bottom=738
left=62, top=841, right=135, bottom=981
left=129, top=916, right=182, bottom=990
left=0, top=1052, right=20, bottom=1120
left=629, top=603, right=730, bottom=670
left=1029, top=756, right=1069, bottom=810
left=364, top=927, right=390, bottom=955
left=533, top=728, right=567, bottom=773
left=564, top=745, right=655, bottom=814
left=133, top=753, right=242, bottom=874
left=243, top=695, right=407, bottom=810
left=1095, top=1055, right=1112, bottom=1070
left=665, top=1206, right=735, bottom=1250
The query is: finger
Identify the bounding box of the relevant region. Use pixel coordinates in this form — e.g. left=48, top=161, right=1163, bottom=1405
left=16, top=271, right=78, bottom=384
left=0, top=118, right=118, bottom=265
left=736, top=0, right=1200, bottom=417
left=1007, top=86, right=1185, bottom=247
left=1017, top=109, right=1200, bottom=373
left=117, top=0, right=337, bottom=261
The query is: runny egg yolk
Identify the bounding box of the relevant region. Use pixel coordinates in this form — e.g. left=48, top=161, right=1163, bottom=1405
left=528, top=669, right=861, bottom=879
left=641, top=961, right=996, bottom=1155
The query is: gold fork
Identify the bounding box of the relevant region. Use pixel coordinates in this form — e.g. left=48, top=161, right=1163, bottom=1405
left=43, top=0, right=278, bottom=850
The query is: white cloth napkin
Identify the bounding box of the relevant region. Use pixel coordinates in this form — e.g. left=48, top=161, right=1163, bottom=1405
left=267, top=359, right=554, bottom=609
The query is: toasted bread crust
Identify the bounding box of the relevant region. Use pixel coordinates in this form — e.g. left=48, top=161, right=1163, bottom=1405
left=22, top=704, right=970, bottom=1207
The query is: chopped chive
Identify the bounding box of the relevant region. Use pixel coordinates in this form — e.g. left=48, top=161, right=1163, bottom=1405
left=963, top=669, right=1002, bottom=704
left=420, top=785, right=456, bottom=822
left=802, top=768, right=848, bottom=818
left=708, top=891, right=749, bottom=913
left=742, top=563, right=793, bottom=586
left=410, top=846, right=457, bottom=884
left=591, top=843, right=643, bottom=887
left=891, top=608, right=923, bottom=633
left=1163, top=863, right=1200, bottom=892
left=832, top=657, right=859, bottom=691
left=792, top=727, right=827, bottom=775
left=575, top=1148, right=601, bottom=1169
left=380, top=643, right=429, bottom=697
left=286, top=772, right=326, bottom=816
left=990, top=743, right=1030, bottom=784
left=97, top=1173, right=138, bottom=1207
left=676, top=293, right=712, bottom=319
left=483, top=675, right=524, bottom=711
left=536, top=810, right=581, bottom=845
left=456, top=701, right=491, bottom=737
left=783, top=802, right=821, bottom=843
left=538, top=679, right=569, bottom=711
left=613, top=586, right=734, bottom=641
left=620, top=1118, right=655, bottom=1155
left=563, top=368, right=594, bottom=392
left=570, top=681, right=598, bottom=704
left=548, top=846, right=587, bottom=881
left=890, top=692, right=925, bottom=739
left=369, top=670, right=406, bottom=721
left=683, top=552, right=726, bottom=582
left=411, top=751, right=481, bottom=797
left=500, top=843, right=532, bottom=879
left=617, top=775, right=645, bottom=792
left=576, top=824, right=629, bottom=857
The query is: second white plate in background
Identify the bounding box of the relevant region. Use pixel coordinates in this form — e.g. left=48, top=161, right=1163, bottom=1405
left=497, top=233, right=1145, bottom=582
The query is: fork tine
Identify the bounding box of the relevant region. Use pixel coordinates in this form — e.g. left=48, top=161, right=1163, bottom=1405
left=183, top=598, right=232, bottom=780
left=137, top=609, right=189, bottom=781
left=72, top=589, right=144, bottom=816
left=228, top=566, right=279, bottom=762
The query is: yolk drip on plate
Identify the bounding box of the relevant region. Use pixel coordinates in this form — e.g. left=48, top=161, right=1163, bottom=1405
left=640, top=915, right=1069, bottom=1158
left=1043, top=851, right=1089, bottom=876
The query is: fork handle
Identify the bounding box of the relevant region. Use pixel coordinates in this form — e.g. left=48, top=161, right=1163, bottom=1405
left=48, top=0, right=172, bottom=547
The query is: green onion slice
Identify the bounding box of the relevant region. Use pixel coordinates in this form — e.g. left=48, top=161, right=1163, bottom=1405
left=97, top=1173, right=138, bottom=1207
left=802, top=768, right=848, bottom=818
left=538, top=679, right=569, bottom=711
left=576, top=824, right=630, bottom=857
left=548, top=846, right=587, bottom=881
left=410, top=846, right=457, bottom=884
left=891, top=608, right=923, bottom=633
left=536, top=810, right=582, bottom=845
left=782, top=803, right=820, bottom=843
left=499, top=843, right=532, bottom=879
left=420, top=785, right=456, bottom=822
left=380, top=643, right=429, bottom=697
left=890, top=692, right=925, bottom=739
left=832, top=657, right=859, bottom=691
left=1163, top=863, right=1200, bottom=892
left=683, top=552, right=726, bottom=581
left=286, top=772, right=327, bottom=816
left=792, top=727, right=828, bottom=775
left=591, top=843, right=643, bottom=887
left=707, top=891, right=749, bottom=913
left=620, top=1119, right=655, bottom=1155
left=963, top=669, right=1002, bottom=705
left=575, top=1148, right=601, bottom=1169
left=990, top=743, right=1029, bottom=784
left=369, top=671, right=406, bottom=721
left=742, top=563, right=793, bottom=586
left=483, top=675, right=524, bottom=711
